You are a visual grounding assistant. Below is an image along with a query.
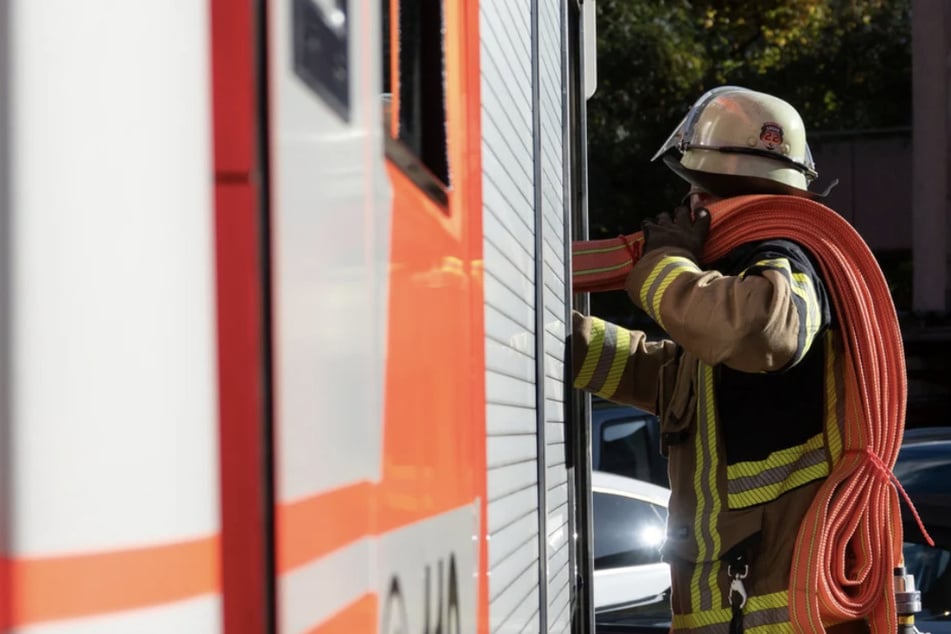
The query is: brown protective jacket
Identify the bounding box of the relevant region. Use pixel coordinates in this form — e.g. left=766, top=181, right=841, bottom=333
left=573, top=242, right=860, bottom=632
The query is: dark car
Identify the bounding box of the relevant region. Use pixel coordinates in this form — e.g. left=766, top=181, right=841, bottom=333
left=591, top=397, right=668, bottom=488
left=894, top=427, right=951, bottom=633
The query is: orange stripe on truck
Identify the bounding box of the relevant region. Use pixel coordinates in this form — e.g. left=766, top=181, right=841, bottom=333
left=1, top=535, right=219, bottom=627
left=305, top=593, right=378, bottom=634
left=276, top=480, right=374, bottom=573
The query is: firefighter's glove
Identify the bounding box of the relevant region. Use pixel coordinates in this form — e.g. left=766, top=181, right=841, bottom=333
left=641, top=205, right=710, bottom=262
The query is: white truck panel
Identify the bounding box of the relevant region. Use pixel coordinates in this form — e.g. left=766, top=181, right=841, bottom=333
left=5, top=0, right=218, bottom=556
left=270, top=0, right=391, bottom=504
left=482, top=1, right=538, bottom=616
left=483, top=0, right=574, bottom=630
left=15, top=598, right=221, bottom=634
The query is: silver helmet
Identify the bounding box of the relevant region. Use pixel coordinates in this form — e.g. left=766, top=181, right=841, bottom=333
left=653, top=86, right=836, bottom=198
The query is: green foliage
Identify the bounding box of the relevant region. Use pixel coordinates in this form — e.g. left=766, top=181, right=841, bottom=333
left=587, top=0, right=911, bottom=238
left=586, top=0, right=911, bottom=320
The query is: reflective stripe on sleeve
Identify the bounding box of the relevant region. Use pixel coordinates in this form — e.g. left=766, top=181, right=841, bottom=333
left=574, top=317, right=606, bottom=389
left=741, top=257, right=821, bottom=364
left=573, top=318, right=631, bottom=399
left=639, top=256, right=700, bottom=330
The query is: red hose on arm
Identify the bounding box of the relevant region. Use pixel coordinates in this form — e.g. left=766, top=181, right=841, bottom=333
left=572, top=194, right=931, bottom=633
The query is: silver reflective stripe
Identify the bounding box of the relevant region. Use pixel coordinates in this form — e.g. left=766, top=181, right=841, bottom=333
left=726, top=445, right=827, bottom=496
left=586, top=321, right=618, bottom=394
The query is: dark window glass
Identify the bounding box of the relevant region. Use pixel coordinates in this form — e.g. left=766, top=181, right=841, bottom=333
left=599, top=418, right=652, bottom=481
left=382, top=0, right=391, bottom=93
left=593, top=491, right=667, bottom=570
left=381, top=0, right=449, bottom=204
left=397, top=1, right=448, bottom=184
left=293, top=0, right=350, bottom=121
left=904, top=542, right=951, bottom=623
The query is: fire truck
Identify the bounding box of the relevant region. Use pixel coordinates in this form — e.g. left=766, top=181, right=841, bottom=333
left=0, top=0, right=601, bottom=632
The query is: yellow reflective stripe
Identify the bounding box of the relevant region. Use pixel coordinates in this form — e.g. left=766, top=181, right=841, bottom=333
left=601, top=326, right=631, bottom=398
left=705, top=371, right=722, bottom=594
left=689, top=367, right=707, bottom=610
left=792, top=272, right=819, bottom=333
left=639, top=258, right=667, bottom=307
left=751, top=257, right=795, bottom=269
left=743, top=257, right=821, bottom=361
left=690, top=364, right=720, bottom=611
left=651, top=260, right=697, bottom=329
left=651, top=266, right=693, bottom=327
left=725, top=432, right=829, bottom=508
left=688, top=366, right=707, bottom=610
left=745, top=257, right=789, bottom=273
left=726, top=432, right=826, bottom=479
left=673, top=591, right=791, bottom=631
left=573, top=317, right=605, bottom=389
left=727, top=462, right=829, bottom=508
left=791, top=271, right=820, bottom=358
left=639, top=256, right=698, bottom=329
left=824, top=332, right=844, bottom=463
left=750, top=591, right=792, bottom=610
left=674, top=604, right=732, bottom=629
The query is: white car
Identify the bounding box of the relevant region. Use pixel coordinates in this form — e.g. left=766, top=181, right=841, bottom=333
left=592, top=470, right=672, bottom=628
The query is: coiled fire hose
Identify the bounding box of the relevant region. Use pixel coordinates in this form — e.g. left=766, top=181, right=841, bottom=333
left=572, top=194, right=932, bottom=633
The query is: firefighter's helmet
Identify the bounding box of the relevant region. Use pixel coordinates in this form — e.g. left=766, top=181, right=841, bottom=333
left=652, top=86, right=837, bottom=198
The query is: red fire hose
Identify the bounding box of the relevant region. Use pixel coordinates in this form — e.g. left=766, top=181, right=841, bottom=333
left=572, top=194, right=931, bottom=632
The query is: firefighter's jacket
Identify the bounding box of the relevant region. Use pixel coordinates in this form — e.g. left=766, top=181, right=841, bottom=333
left=573, top=238, right=850, bottom=632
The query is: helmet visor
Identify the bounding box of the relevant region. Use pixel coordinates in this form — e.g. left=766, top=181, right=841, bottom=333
left=651, top=114, right=688, bottom=162
left=651, top=86, right=751, bottom=163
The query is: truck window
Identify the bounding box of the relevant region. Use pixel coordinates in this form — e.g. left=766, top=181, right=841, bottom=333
left=381, top=0, right=449, bottom=205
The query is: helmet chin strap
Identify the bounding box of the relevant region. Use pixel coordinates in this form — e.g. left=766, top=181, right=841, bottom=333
left=682, top=186, right=720, bottom=212
left=812, top=177, right=840, bottom=197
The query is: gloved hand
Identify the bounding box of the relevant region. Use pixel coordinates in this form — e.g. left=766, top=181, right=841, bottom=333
left=641, top=205, right=711, bottom=261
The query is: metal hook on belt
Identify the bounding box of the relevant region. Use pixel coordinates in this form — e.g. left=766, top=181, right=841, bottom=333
left=727, top=561, right=749, bottom=634
left=728, top=562, right=749, bottom=609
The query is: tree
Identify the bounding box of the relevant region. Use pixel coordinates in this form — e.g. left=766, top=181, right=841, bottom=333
left=586, top=0, right=911, bottom=321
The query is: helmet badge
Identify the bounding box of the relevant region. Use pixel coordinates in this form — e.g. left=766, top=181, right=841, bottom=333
left=760, top=122, right=784, bottom=150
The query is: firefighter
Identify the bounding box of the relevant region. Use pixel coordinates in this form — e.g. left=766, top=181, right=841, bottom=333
left=573, top=86, right=870, bottom=633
